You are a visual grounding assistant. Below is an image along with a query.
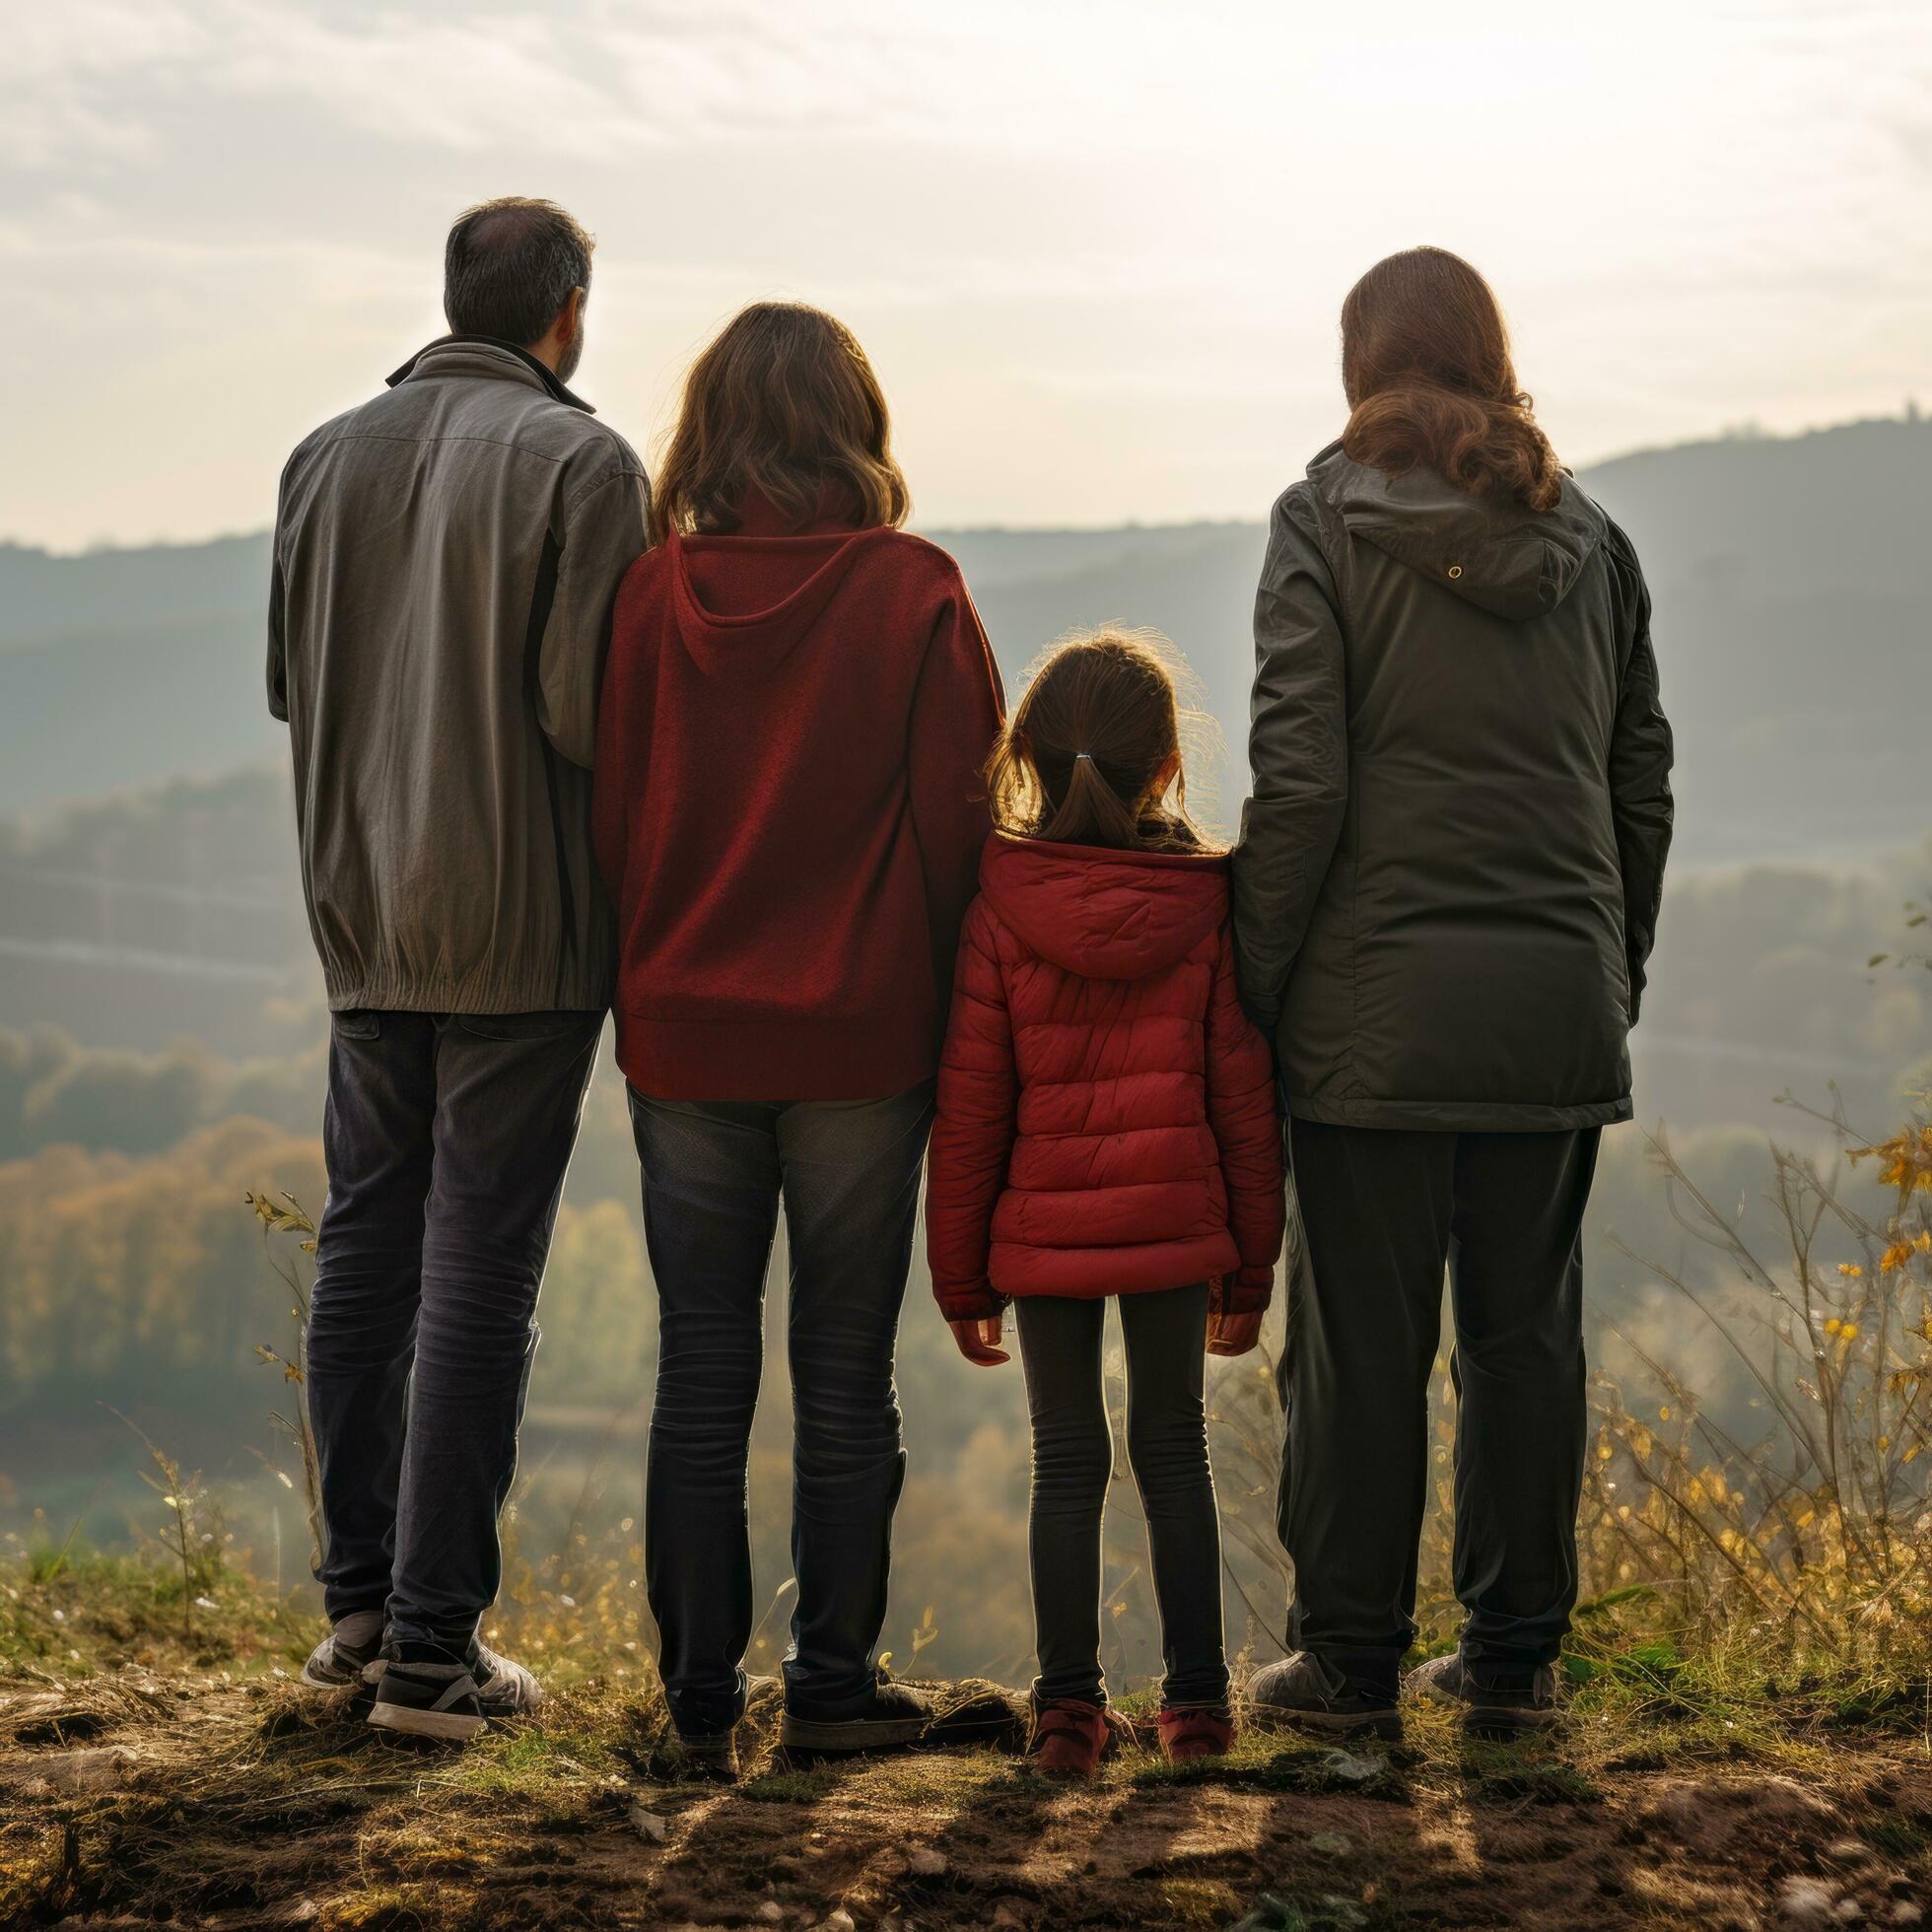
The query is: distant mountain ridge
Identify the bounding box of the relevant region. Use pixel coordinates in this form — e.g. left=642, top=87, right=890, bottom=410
left=0, top=531, right=266, bottom=641
left=2, top=413, right=1927, bottom=864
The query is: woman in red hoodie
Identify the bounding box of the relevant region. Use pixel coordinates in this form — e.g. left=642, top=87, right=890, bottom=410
left=926, top=631, right=1285, bottom=1776
left=593, top=304, right=1003, bottom=1770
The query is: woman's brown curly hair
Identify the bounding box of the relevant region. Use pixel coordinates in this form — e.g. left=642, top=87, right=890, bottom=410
left=1341, top=246, right=1564, bottom=512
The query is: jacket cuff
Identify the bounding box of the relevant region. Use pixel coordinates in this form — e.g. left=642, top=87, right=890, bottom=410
left=936, top=1283, right=1005, bottom=1323
left=1210, top=1269, right=1275, bottom=1317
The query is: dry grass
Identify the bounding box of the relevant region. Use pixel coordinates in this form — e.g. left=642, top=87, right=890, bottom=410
left=1, top=1084, right=1927, bottom=1924
left=2, top=1555, right=1930, bottom=1930
left=1209, top=1103, right=1932, bottom=1734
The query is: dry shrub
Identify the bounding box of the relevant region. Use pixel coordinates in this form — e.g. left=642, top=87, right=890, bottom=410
left=1208, top=1108, right=1932, bottom=1691
left=1580, top=1107, right=1931, bottom=1670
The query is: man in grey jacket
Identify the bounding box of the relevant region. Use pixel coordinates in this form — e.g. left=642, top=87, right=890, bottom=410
left=270, top=197, right=649, bottom=1741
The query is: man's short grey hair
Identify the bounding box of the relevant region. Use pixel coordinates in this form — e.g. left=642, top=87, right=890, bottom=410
left=444, top=197, right=594, bottom=347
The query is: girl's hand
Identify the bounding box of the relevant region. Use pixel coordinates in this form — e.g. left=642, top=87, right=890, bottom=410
left=950, top=1316, right=1009, bottom=1365
left=1207, top=1308, right=1265, bottom=1357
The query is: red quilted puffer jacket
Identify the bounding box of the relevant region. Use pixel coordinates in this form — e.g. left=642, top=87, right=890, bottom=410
left=926, top=833, right=1286, bottom=1322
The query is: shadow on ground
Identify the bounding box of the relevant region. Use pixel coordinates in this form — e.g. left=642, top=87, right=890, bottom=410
left=1, top=1669, right=1928, bottom=1929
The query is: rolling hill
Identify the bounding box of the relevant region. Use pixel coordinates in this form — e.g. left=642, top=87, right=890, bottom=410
left=3, top=414, right=1927, bottom=855
left=1, top=414, right=1927, bottom=1108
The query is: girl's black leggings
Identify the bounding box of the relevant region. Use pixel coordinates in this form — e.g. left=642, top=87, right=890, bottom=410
left=1013, top=1282, right=1228, bottom=1708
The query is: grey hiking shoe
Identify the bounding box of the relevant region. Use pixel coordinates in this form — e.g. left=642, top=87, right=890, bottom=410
left=367, top=1637, right=543, bottom=1743
left=1408, top=1649, right=1559, bottom=1735
left=299, top=1610, right=385, bottom=1698
left=1245, top=1651, right=1401, bottom=1740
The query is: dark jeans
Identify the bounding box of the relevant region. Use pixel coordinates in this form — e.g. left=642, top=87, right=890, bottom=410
left=1279, top=1120, right=1601, bottom=1691
left=627, top=1084, right=934, bottom=1736
left=1015, top=1284, right=1227, bottom=1709
left=306, top=1009, right=601, bottom=1648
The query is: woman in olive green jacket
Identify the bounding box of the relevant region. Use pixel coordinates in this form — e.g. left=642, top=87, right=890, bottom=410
left=1232, top=246, right=1674, bottom=1740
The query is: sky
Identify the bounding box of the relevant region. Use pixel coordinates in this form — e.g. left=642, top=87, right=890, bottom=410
left=3, top=0, right=1929, bottom=551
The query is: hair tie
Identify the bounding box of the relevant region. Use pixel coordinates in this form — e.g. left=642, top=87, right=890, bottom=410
left=1073, top=751, right=1094, bottom=764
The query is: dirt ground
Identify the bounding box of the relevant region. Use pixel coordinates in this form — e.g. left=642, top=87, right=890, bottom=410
left=1, top=1669, right=1928, bottom=1931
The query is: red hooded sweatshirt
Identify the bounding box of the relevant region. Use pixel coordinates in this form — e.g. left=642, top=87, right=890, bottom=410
left=925, top=833, right=1286, bottom=1322
left=592, top=502, right=1004, bottom=1101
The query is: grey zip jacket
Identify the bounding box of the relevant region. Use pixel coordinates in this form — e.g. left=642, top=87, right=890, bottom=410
left=268, top=338, right=650, bottom=1014
left=1231, top=441, right=1674, bottom=1131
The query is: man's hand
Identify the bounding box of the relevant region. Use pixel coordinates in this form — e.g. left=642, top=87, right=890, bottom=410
left=950, top=1315, right=1009, bottom=1365
left=1208, top=1308, right=1265, bottom=1357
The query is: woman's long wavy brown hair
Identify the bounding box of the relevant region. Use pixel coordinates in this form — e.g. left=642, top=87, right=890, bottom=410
left=1341, top=247, right=1563, bottom=512
left=986, top=629, right=1211, bottom=856
left=649, top=302, right=911, bottom=544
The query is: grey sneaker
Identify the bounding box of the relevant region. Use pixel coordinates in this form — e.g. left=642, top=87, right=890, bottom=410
left=367, top=1637, right=543, bottom=1743
left=299, top=1610, right=385, bottom=1696
left=1408, top=1649, right=1559, bottom=1735
left=1245, top=1652, right=1401, bottom=1740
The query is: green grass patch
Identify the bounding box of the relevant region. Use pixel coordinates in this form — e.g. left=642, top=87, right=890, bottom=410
left=2, top=1549, right=309, bottom=1676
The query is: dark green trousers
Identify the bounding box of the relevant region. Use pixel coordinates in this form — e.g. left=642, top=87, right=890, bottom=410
left=1278, top=1121, right=1601, bottom=1691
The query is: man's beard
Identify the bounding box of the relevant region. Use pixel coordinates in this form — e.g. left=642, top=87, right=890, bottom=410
left=555, top=322, right=585, bottom=385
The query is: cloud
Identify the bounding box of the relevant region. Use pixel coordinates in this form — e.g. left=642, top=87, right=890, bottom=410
left=1, top=0, right=1929, bottom=545
left=0, top=0, right=968, bottom=172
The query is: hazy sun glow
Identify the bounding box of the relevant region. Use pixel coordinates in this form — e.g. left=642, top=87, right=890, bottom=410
left=3, top=0, right=1928, bottom=548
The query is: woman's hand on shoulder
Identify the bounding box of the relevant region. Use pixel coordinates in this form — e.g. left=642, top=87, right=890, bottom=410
left=950, top=1315, right=1009, bottom=1366
left=1207, top=1308, right=1266, bottom=1358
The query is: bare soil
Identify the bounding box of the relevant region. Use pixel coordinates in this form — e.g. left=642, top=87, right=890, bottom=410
left=1, top=1670, right=1928, bottom=1930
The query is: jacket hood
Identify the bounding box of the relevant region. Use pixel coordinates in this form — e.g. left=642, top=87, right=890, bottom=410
left=668, top=521, right=901, bottom=670
left=1308, top=439, right=1606, bottom=621
left=980, top=833, right=1229, bottom=981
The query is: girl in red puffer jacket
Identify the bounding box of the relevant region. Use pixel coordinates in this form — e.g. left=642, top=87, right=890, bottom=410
left=926, top=629, right=1286, bottom=1777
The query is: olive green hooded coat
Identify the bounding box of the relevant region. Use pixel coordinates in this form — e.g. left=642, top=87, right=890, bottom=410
left=1231, top=442, right=1674, bottom=1131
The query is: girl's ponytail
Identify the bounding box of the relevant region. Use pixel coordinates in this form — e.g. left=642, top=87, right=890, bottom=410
left=985, top=629, right=1211, bottom=856
left=1038, top=749, right=1148, bottom=850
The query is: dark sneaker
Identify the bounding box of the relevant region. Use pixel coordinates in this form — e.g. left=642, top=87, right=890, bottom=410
left=1026, top=1696, right=1113, bottom=1779
left=668, top=1724, right=740, bottom=1781
left=1407, top=1649, right=1559, bottom=1736
left=1157, top=1700, right=1237, bottom=1762
left=780, top=1673, right=933, bottom=1754
left=367, top=1638, right=542, bottom=1743
left=1245, top=1652, right=1401, bottom=1740
left=299, top=1610, right=384, bottom=1698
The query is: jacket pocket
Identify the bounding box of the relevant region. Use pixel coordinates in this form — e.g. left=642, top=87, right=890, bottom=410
left=334, top=1009, right=381, bottom=1042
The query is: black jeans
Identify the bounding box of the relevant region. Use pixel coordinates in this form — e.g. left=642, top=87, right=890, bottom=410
left=306, top=1009, right=601, bottom=1648
left=1015, top=1284, right=1227, bottom=1709
left=627, top=1084, right=934, bottom=1736
left=1279, top=1121, right=1601, bottom=1691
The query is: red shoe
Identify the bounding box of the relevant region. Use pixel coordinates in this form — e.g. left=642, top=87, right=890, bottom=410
left=1157, top=1701, right=1236, bottom=1761
left=1026, top=1697, right=1112, bottom=1778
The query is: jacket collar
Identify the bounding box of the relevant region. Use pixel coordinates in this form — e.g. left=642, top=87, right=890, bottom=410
left=386, top=334, right=595, bottom=414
